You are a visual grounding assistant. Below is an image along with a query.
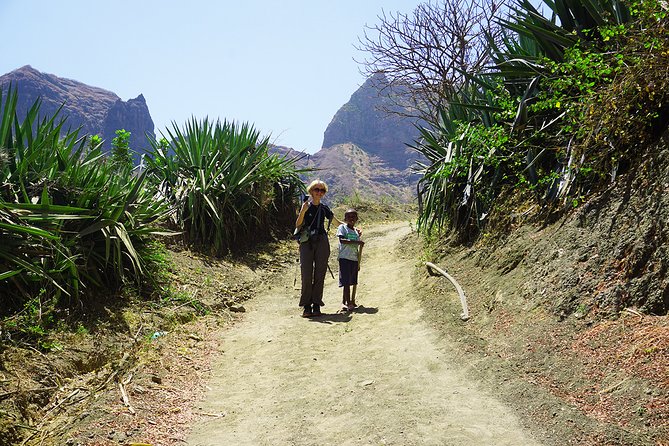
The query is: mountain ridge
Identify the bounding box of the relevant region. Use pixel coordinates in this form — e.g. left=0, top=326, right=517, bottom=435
left=321, top=72, right=422, bottom=172
left=0, top=65, right=155, bottom=154
left=277, top=72, right=423, bottom=202
left=1, top=66, right=420, bottom=202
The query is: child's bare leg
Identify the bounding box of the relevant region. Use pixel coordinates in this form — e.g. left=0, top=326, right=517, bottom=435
left=351, top=284, right=357, bottom=307
left=342, top=285, right=350, bottom=307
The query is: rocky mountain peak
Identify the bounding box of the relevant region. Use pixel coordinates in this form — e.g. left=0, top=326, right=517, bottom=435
left=322, top=73, right=422, bottom=171
left=0, top=65, right=154, bottom=154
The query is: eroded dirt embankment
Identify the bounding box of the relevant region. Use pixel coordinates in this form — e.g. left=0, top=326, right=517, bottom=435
left=416, top=142, right=669, bottom=445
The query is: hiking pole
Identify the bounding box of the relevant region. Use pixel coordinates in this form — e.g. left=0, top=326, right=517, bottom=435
left=351, top=243, right=362, bottom=306
left=293, top=257, right=300, bottom=289
left=327, top=263, right=335, bottom=280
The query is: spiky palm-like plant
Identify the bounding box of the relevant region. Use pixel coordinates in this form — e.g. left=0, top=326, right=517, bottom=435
left=412, top=0, right=634, bottom=237
left=147, top=117, right=304, bottom=255
left=0, top=87, right=169, bottom=305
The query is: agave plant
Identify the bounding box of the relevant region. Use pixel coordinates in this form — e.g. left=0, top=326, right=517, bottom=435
left=413, top=100, right=510, bottom=237
left=147, top=117, right=303, bottom=255
left=412, top=0, right=635, bottom=237
left=413, top=6, right=542, bottom=235
left=0, top=87, right=170, bottom=304
left=498, top=0, right=629, bottom=62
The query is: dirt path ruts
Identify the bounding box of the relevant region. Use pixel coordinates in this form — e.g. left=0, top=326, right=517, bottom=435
left=186, top=222, right=542, bottom=446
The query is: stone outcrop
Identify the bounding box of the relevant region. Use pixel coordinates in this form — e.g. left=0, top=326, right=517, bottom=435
left=270, top=73, right=425, bottom=202
left=0, top=65, right=154, bottom=154
left=102, top=94, right=154, bottom=152
left=322, top=72, right=422, bottom=171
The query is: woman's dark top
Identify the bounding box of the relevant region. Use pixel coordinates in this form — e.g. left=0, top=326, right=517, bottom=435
left=302, top=203, right=334, bottom=235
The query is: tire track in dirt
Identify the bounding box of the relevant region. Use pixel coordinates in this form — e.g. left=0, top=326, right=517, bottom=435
left=186, top=222, right=542, bottom=446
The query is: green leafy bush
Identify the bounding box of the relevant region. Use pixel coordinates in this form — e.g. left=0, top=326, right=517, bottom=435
left=0, top=88, right=169, bottom=308
left=413, top=0, right=669, bottom=239
left=146, top=117, right=303, bottom=255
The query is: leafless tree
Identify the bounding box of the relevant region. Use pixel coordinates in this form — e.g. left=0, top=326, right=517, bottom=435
left=355, top=0, right=507, bottom=124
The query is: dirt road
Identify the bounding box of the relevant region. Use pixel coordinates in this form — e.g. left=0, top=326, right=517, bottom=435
left=186, top=222, right=542, bottom=446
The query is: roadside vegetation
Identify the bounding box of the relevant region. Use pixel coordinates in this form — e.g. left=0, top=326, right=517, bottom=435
left=411, top=0, right=668, bottom=242
left=0, top=89, right=304, bottom=339
left=359, top=0, right=668, bottom=314
left=0, top=85, right=307, bottom=443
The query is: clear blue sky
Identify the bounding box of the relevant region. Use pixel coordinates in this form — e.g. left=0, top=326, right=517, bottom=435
left=0, top=1, right=423, bottom=153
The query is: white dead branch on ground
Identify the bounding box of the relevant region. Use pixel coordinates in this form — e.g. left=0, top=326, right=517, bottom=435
left=425, top=262, right=470, bottom=321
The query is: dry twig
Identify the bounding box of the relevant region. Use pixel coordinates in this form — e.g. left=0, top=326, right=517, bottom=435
left=118, top=382, right=136, bottom=415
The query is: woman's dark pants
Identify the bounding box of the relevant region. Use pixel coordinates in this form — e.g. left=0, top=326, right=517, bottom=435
left=299, top=234, right=330, bottom=308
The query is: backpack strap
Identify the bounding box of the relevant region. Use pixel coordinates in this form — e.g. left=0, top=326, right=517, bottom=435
left=308, top=204, right=323, bottom=232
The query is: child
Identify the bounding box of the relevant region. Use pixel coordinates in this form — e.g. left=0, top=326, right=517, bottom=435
left=336, top=209, right=364, bottom=312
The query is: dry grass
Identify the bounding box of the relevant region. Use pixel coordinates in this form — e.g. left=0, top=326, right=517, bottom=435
left=573, top=314, right=669, bottom=388
left=570, top=314, right=669, bottom=429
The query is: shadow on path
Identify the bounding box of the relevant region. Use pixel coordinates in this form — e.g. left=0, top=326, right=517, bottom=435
left=350, top=305, right=378, bottom=315
left=308, top=311, right=352, bottom=324
left=308, top=305, right=379, bottom=324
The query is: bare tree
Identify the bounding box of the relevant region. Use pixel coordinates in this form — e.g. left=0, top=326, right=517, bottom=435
left=355, top=0, right=507, bottom=124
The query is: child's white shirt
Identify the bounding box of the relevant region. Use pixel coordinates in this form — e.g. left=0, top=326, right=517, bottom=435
left=337, top=224, right=361, bottom=261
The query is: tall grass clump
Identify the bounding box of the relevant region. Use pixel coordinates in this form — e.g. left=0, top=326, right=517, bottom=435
left=147, top=117, right=303, bottom=255
left=0, top=88, right=169, bottom=312
left=412, top=0, right=667, bottom=240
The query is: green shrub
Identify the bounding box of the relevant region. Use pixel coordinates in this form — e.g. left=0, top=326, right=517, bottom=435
left=412, top=0, right=669, bottom=239
left=0, top=88, right=169, bottom=307
left=146, top=117, right=303, bottom=255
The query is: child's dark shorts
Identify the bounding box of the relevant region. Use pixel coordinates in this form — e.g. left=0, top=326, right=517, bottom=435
left=338, top=258, right=359, bottom=287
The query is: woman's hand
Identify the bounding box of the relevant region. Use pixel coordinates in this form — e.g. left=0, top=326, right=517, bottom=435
left=295, top=199, right=311, bottom=228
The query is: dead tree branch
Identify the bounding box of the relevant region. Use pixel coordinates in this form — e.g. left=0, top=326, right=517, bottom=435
left=355, top=0, right=507, bottom=124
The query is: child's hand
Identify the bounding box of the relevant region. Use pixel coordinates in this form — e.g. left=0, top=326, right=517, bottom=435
left=356, top=228, right=363, bottom=236
left=358, top=240, right=365, bottom=247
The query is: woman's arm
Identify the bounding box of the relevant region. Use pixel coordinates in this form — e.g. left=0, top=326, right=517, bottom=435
left=295, top=201, right=310, bottom=228
left=327, top=205, right=342, bottom=227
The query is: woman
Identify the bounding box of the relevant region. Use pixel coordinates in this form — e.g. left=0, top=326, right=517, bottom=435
left=295, top=180, right=340, bottom=317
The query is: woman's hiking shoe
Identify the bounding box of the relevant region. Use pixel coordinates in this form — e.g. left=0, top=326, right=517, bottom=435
left=302, top=305, right=313, bottom=318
